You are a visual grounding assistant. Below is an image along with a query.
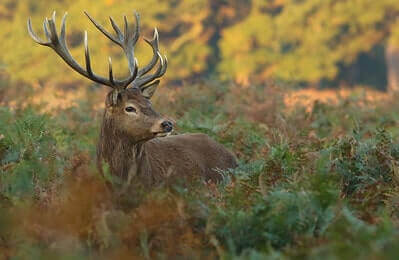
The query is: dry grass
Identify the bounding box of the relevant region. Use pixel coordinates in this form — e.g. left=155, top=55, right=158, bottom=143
left=8, top=82, right=389, bottom=115
left=284, top=87, right=389, bottom=111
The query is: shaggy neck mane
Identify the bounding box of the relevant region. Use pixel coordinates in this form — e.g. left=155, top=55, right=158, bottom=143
left=97, top=112, right=146, bottom=180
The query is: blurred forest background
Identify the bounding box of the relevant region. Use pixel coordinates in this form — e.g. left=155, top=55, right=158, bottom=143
left=3, top=0, right=399, bottom=259
left=1, top=0, right=399, bottom=94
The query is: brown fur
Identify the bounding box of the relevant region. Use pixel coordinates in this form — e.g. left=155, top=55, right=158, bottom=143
left=97, top=88, right=237, bottom=186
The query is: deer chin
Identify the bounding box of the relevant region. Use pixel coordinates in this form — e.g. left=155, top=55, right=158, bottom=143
left=153, top=131, right=172, bottom=138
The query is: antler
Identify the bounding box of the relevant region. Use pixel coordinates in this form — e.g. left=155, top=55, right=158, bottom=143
left=84, top=11, right=139, bottom=78
left=132, top=29, right=168, bottom=89
left=27, top=11, right=168, bottom=91
left=84, top=12, right=168, bottom=90
left=27, top=11, right=138, bottom=90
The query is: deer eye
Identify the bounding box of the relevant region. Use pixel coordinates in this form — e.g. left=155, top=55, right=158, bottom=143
left=125, top=106, right=137, bottom=113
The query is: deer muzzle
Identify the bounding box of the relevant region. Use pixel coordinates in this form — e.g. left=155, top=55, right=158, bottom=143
left=151, top=118, right=174, bottom=137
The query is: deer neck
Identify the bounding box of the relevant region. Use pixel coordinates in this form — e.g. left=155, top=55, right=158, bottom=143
left=97, top=115, right=149, bottom=180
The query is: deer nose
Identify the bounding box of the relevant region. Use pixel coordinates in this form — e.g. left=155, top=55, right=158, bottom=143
left=161, top=120, right=173, bottom=132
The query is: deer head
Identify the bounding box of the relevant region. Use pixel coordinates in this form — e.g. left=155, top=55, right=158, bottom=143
left=103, top=87, right=173, bottom=142
left=28, top=11, right=173, bottom=142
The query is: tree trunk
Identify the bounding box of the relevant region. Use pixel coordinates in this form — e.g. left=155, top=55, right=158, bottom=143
left=386, top=42, right=399, bottom=92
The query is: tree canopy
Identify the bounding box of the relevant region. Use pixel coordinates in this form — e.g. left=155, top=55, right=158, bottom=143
left=1, top=0, right=398, bottom=88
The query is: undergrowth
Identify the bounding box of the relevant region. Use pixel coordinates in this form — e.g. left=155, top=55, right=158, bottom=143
left=2, top=81, right=399, bottom=259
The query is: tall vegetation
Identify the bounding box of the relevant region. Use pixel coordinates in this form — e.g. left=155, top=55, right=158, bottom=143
left=2, top=82, right=399, bottom=258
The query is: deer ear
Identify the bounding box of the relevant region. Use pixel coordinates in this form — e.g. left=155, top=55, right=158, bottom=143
left=141, top=80, right=160, bottom=99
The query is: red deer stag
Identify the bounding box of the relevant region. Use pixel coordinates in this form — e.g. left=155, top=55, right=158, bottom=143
left=27, top=11, right=237, bottom=186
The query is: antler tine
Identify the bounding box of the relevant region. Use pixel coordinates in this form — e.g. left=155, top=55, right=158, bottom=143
left=59, top=13, right=67, bottom=45
left=123, top=12, right=140, bottom=74
left=27, top=20, right=47, bottom=46
left=84, top=11, right=119, bottom=45
left=109, top=16, right=123, bottom=42
left=133, top=52, right=167, bottom=88
left=122, top=13, right=140, bottom=45
left=139, top=28, right=160, bottom=76
left=85, top=11, right=139, bottom=76
left=47, top=12, right=59, bottom=43
left=160, top=55, right=168, bottom=75
left=84, top=31, right=93, bottom=75
left=109, top=57, right=115, bottom=85
left=132, top=12, right=140, bottom=45
left=123, top=15, right=129, bottom=41
left=28, top=11, right=138, bottom=89
left=125, top=12, right=140, bottom=74
left=43, top=19, right=51, bottom=42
